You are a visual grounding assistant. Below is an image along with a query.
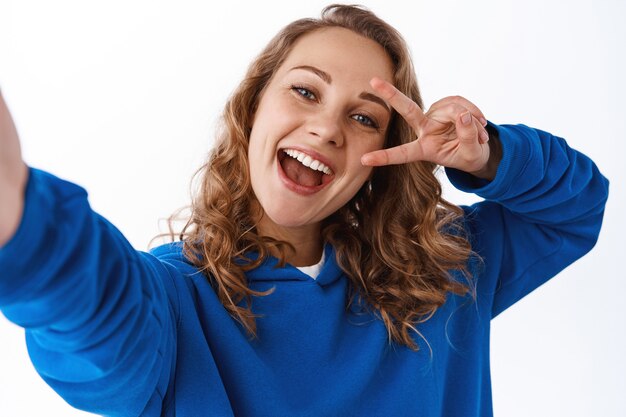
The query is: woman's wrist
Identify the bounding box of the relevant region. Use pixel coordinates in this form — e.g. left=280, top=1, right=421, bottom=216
left=468, top=124, right=502, bottom=181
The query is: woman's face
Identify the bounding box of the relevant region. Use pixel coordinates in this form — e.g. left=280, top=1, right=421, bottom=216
left=248, top=27, right=394, bottom=234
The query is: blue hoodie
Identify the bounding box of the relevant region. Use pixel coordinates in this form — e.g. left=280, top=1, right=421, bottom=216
left=0, top=123, right=609, bottom=416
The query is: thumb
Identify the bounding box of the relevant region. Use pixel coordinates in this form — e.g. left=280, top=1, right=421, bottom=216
left=361, top=141, right=426, bottom=167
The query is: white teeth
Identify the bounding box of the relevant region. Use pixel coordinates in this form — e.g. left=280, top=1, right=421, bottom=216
left=284, top=149, right=333, bottom=175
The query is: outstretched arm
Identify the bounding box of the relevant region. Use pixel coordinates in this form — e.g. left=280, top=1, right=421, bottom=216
left=0, top=88, right=179, bottom=416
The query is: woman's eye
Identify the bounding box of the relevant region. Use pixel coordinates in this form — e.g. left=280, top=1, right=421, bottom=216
left=352, top=113, right=378, bottom=129
left=292, top=86, right=317, bottom=101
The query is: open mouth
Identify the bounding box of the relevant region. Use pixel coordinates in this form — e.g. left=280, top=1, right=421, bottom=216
left=277, top=148, right=335, bottom=193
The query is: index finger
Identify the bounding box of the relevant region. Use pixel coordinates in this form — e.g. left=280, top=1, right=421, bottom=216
left=370, top=77, right=425, bottom=128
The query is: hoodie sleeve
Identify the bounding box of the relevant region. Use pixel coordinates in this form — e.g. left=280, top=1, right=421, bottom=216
left=446, top=123, right=609, bottom=318
left=0, top=168, right=180, bottom=416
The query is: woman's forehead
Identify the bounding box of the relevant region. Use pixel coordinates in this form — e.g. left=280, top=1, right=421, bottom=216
left=279, top=27, right=394, bottom=84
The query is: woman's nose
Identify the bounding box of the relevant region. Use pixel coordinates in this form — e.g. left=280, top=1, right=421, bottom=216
left=307, top=110, right=344, bottom=147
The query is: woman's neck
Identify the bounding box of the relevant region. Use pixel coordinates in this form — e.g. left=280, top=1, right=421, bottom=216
left=256, top=215, right=323, bottom=267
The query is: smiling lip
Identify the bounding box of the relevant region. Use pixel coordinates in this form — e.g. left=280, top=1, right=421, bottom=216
left=281, top=146, right=336, bottom=173
left=277, top=147, right=336, bottom=196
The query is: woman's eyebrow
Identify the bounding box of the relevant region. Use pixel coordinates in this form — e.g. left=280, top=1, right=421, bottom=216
left=289, top=65, right=391, bottom=115
left=359, top=92, right=391, bottom=115
left=290, top=65, right=332, bottom=83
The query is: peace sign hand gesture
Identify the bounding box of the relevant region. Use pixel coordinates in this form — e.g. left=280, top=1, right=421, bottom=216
left=362, top=78, right=499, bottom=181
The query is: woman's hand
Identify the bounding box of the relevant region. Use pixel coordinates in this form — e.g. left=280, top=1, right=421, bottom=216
left=362, top=77, right=497, bottom=180
left=0, top=88, right=28, bottom=247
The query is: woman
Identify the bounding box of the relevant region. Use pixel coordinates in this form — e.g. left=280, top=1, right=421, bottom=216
left=0, top=4, right=608, bottom=417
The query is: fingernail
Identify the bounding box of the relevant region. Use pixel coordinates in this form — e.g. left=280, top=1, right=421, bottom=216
left=480, top=130, right=489, bottom=142
left=461, top=112, right=471, bottom=125
left=370, top=77, right=384, bottom=89
left=480, top=117, right=488, bottom=127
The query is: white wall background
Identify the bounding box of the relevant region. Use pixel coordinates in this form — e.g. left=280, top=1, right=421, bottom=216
left=0, top=0, right=624, bottom=415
